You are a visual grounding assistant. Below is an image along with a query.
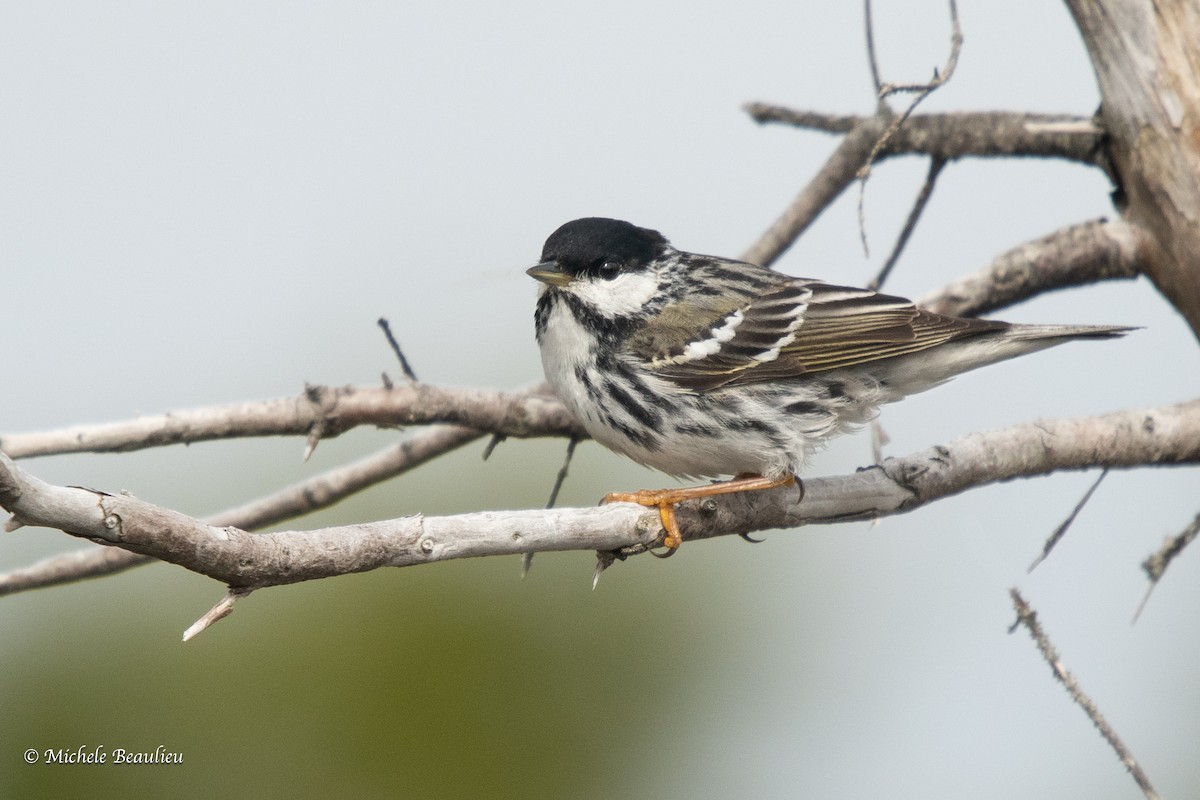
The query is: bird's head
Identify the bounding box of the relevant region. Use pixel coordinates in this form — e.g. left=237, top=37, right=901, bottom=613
left=527, top=217, right=675, bottom=321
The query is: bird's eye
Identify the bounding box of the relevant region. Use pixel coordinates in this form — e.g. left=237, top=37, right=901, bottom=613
left=597, top=260, right=621, bottom=280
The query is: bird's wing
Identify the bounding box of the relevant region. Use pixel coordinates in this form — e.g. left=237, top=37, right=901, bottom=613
left=644, top=279, right=1006, bottom=391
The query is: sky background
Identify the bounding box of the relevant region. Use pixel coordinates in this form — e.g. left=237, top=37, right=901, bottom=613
left=3, top=2, right=1199, bottom=798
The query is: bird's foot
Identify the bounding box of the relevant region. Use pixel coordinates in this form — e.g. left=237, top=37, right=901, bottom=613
left=603, top=474, right=798, bottom=555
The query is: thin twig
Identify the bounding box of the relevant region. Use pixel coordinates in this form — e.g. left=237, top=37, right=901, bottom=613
left=876, top=0, right=962, bottom=100
left=1028, top=469, right=1108, bottom=572
left=869, top=156, right=945, bottom=290
left=523, top=437, right=581, bottom=577
left=863, top=0, right=885, bottom=100
left=857, top=0, right=963, bottom=256
left=0, top=383, right=580, bottom=459
left=741, top=106, right=861, bottom=134
left=741, top=119, right=885, bottom=267
left=545, top=438, right=579, bottom=510
left=1009, top=589, right=1161, bottom=800
left=1134, top=509, right=1200, bottom=622
left=377, top=317, right=419, bottom=383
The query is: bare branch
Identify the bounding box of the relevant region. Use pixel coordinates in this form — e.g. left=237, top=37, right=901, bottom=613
left=741, top=119, right=885, bottom=267
left=743, top=106, right=861, bottom=134
left=0, top=423, right=482, bottom=596
left=874, top=0, right=961, bottom=101
left=1009, top=589, right=1161, bottom=800
left=2, top=400, right=1197, bottom=595
left=738, top=109, right=1106, bottom=268
left=0, top=546, right=152, bottom=596
left=215, top=424, right=484, bottom=530
left=523, top=437, right=581, bottom=577
left=856, top=0, right=961, bottom=256
left=1135, top=510, right=1200, bottom=621
left=744, top=107, right=1104, bottom=165
left=377, top=317, right=419, bottom=383
left=1067, top=0, right=1200, bottom=339
left=918, top=219, right=1146, bottom=317
left=0, top=384, right=578, bottom=460
left=1141, top=511, right=1200, bottom=586
left=1028, top=468, right=1108, bottom=572
left=862, top=0, right=884, bottom=99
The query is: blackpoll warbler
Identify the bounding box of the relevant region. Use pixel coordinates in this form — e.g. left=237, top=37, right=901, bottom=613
left=528, top=217, right=1130, bottom=554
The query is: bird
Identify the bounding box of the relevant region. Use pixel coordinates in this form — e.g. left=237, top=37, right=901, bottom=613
left=527, top=217, right=1130, bottom=555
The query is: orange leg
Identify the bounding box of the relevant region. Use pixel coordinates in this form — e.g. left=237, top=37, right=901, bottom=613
left=604, top=473, right=798, bottom=555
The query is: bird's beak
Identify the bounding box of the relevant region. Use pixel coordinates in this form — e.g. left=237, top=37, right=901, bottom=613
left=526, top=261, right=573, bottom=287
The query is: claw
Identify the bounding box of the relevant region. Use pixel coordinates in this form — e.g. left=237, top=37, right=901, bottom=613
left=658, top=502, right=682, bottom=551
left=739, top=532, right=765, bottom=544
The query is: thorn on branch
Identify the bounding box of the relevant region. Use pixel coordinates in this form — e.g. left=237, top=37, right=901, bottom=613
left=377, top=317, right=418, bottom=383
left=1133, top=509, right=1200, bottom=622
left=302, top=430, right=322, bottom=463
left=1008, top=589, right=1161, bottom=800
left=1028, top=469, right=1108, bottom=572
left=874, top=0, right=962, bottom=101
left=302, top=384, right=328, bottom=463
left=182, top=587, right=254, bottom=642
left=481, top=434, right=506, bottom=461
left=592, top=550, right=616, bottom=589
left=300, top=383, right=356, bottom=463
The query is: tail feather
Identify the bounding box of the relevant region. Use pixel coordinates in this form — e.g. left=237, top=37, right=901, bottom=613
left=1003, top=323, right=1137, bottom=341
left=872, top=322, right=1134, bottom=398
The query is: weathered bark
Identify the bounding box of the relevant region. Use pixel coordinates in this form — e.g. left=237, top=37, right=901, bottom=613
left=1067, top=0, right=1200, bottom=339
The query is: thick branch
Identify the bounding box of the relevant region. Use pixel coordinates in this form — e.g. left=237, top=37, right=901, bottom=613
left=2, top=400, right=1197, bottom=590
left=0, top=424, right=482, bottom=595
left=1066, top=0, right=1200, bottom=339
